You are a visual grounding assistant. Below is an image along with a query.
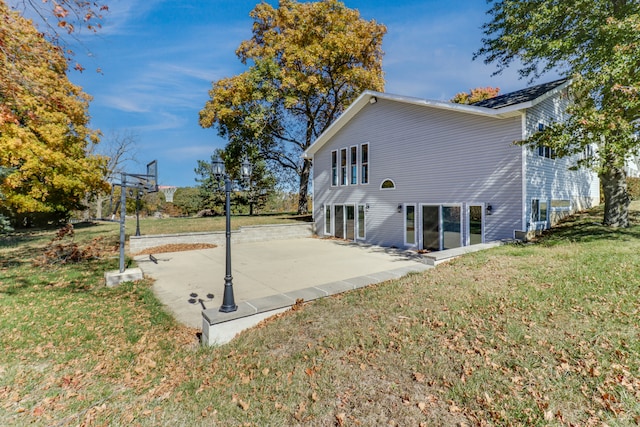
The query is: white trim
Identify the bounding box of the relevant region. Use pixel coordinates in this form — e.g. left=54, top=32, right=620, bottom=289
left=323, top=204, right=332, bottom=236
left=418, top=203, right=464, bottom=251
left=441, top=204, right=464, bottom=250
left=360, top=142, right=370, bottom=185
left=357, top=204, right=366, bottom=240
left=349, top=145, right=359, bottom=185
left=403, top=204, right=417, bottom=247
left=330, top=150, right=338, bottom=187
left=339, top=148, right=348, bottom=186
left=466, top=203, right=485, bottom=246
left=380, top=178, right=396, bottom=190
left=419, top=204, right=441, bottom=251
left=530, top=198, right=549, bottom=230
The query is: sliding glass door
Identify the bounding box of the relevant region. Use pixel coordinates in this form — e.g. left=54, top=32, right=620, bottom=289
left=421, top=204, right=462, bottom=251
left=422, top=205, right=440, bottom=251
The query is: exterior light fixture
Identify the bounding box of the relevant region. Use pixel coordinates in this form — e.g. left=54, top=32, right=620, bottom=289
left=397, top=203, right=402, bottom=213
left=369, top=96, right=377, bottom=104
left=486, top=204, right=493, bottom=215
left=211, top=155, right=253, bottom=313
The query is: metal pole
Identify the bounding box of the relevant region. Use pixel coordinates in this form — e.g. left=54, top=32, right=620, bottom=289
left=135, top=191, right=141, bottom=236
left=219, top=176, right=237, bottom=312
left=119, top=173, right=127, bottom=273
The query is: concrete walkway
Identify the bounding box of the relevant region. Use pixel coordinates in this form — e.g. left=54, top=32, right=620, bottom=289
left=134, top=238, right=431, bottom=344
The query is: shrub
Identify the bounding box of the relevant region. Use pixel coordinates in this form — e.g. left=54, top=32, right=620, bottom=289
left=628, top=177, right=640, bottom=200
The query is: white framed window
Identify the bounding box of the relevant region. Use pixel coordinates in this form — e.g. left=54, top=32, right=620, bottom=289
left=357, top=204, right=366, bottom=239
left=380, top=179, right=395, bottom=190
left=350, top=146, right=358, bottom=185
left=537, top=145, right=556, bottom=159
left=404, top=204, right=416, bottom=246
left=324, top=204, right=332, bottom=235
left=361, top=143, right=369, bottom=184
left=467, top=204, right=484, bottom=245
left=331, top=151, right=337, bottom=186
left=551, top=199, right=571, bottom=210
left=531, top=199, right=548, bottom=223
left=340, top=148, right=347, bottom=186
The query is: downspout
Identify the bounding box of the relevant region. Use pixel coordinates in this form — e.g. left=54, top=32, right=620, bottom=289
left=520, top=112, right=528, bottom=234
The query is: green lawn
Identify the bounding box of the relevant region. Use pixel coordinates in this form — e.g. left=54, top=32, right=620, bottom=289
left=1, top=205, right=639, bottom=425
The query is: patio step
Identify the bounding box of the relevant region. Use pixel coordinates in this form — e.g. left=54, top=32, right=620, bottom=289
left=422, top=242, right=503, bottom=266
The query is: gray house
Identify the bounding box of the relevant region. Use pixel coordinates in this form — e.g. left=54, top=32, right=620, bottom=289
left=303, top=79, right=600, bottom=251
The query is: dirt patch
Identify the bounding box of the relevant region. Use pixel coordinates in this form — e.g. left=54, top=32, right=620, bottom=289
left=134, top=243, right=217, bottom=255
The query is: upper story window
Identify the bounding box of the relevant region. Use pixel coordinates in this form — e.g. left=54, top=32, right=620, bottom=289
left=536, top=123, right=556, bottom=159
left=361, top=143, right=369, bottom=184
left=350, top=146, right=358, bottom=185
left=340, top=148, right=347, bottom=186
left=330, top=143, right=369, bottom=187
left=538, top=145, right=556, bottom=159
left=331, top=151, right=338, bottom=186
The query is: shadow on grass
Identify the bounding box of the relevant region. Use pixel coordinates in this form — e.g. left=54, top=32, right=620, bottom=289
left=534, top=205, right=640, bottom=245
left=0, top=257, right=117, bottom=296
left=281, top=214, right=312, bottom=222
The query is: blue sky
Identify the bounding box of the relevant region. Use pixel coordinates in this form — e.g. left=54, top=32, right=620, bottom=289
left=65, top=0, right=550, bottom=188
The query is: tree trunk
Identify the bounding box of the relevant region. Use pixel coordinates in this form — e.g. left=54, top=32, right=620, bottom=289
left=96, top=194, right=105, bottom=219
left=600, top=164, right=630, bottom=227
left=297, top=158, right=312, bottom=215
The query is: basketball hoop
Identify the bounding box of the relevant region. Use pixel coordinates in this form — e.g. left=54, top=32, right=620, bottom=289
left=159, top=186, right=177, bottom=203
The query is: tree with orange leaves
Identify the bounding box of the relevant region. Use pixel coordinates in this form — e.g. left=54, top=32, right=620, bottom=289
left=0, top=1, right=108, bottom=226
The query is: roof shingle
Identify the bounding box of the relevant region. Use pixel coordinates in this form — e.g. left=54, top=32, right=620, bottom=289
left=471, top=78, right=569, bottom=109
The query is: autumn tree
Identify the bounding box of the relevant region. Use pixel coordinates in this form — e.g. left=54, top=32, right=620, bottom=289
left=0, top=1, right=108, bottom=225
left=199, top=0, right=386, bottom=214
left=475, top=0, right=640, bottom=227
left=0, top=166, right=12, bottom=232
left=8, top=0, right=108, bottom=71
left=450, top=86, right=500, bottom=104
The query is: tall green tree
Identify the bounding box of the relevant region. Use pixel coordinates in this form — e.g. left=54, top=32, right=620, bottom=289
left=194, top=147, right=276, bottom=216
left=199, top=0, right=386, bottom=214
left=475, top=0, right=640, bottom=227
left=1, top=1, right=108, bottom=225
left=172, top=187, right=201, bottom=216
left=194, top=151, right=226, bottom=214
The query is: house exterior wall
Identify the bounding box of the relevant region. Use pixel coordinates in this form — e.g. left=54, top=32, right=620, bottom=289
left=312, top=99, right=524, bottom=249
left=523, top=93, right=600, bottom=233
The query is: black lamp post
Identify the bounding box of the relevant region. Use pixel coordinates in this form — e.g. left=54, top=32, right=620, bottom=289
left=128, top=188, right=142, bottom=236
left=212, top=155, right=252, bottom=313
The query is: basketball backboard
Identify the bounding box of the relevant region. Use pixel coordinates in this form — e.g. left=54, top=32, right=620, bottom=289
left=146, top=160, right=158, bottom=193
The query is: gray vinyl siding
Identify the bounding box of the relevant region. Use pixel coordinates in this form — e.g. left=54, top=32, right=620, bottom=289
left=523, top=95, right=600, bottom=230
left=313, top=98, right=524, bottom=248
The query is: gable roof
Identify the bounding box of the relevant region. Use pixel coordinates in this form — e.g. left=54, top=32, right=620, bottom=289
left=303, top=78, right=571, bottom=158
left=471, top=78, right=569, bottom=109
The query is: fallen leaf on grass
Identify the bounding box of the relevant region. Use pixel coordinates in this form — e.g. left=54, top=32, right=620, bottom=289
left=134, top=243, right=217, bottom=255
left=293, top=402, right=306, bottom=421
left=413, top=372, right=426, bottom=383
left=232, top=394, right=250, bottom=411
